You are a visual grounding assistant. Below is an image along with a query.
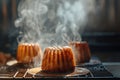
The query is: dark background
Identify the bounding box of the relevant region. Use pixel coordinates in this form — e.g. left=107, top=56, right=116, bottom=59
left=0, top=0, right=120, bottom=62
left=0, top=0, right=19, bottom=57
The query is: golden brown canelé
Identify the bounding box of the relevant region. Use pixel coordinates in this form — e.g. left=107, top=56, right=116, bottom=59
left=41, top=46, right=76, bottom=73
left=17, top=43, right=41, bottom=63
left=69, top=41, right=91, bottom=64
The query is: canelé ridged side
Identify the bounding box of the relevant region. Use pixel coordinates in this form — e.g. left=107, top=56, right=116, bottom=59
left=17, top=44, right=22, bottom=61
left=50, top=48, right=54, bottom=72
left=21, top=44, right=25, bottom=62
left=59, top=47, right=65, bottom=72
left=30, top=44, right=33, bottom=61
left=54, top=48, right=58, bottom=72
left=85, top=43, right=91, bottom=62
left=17, top=43, right=41, bottom=63
left=69, top=47, right=76, bottom=71
left=41, top=48, right=48, bottom=71
left=41, top=46, right=76, bottom=73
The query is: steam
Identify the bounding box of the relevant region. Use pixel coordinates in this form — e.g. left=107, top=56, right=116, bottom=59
left=15, top=0, right=91, bottom=51
left=56, top=0, right=87, bottom=42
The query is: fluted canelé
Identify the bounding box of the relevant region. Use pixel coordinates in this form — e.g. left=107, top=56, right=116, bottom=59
left=17, top=43, right=41, bottom=63
left=41, top=46, right=76, bottom=73
left=69, top=41, right=91, bottom=64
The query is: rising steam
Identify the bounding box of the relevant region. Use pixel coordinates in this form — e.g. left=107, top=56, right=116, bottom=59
left=15, top=0, right=93, bottom=50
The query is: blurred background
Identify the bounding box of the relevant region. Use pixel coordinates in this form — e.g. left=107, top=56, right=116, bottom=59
left=0, top=0, right=19, bottom=55
left=0, top=0, right=120, bottom=62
